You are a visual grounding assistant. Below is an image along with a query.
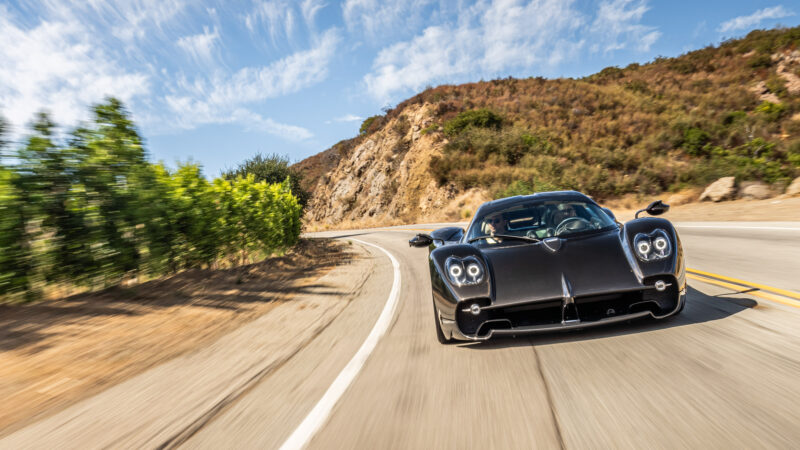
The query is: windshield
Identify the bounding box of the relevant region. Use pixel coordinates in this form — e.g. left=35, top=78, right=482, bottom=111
left=466, top=199, right=617, bottom=244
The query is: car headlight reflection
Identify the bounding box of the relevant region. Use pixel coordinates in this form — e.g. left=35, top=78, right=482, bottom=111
left=445, top=256, right=485, bottom=286
left=633, top=229, right=671, bottom=261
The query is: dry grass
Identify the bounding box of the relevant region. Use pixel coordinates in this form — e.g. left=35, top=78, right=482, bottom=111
left=294, top=27, right=800, bottom=231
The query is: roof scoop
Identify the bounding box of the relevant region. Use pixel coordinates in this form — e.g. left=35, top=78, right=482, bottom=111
left=542, top=237, right=562, bottom=252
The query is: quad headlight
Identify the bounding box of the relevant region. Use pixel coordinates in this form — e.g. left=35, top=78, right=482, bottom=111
left=633, top=229, right=672, bottom=261
left=445, top=256, right=485, bottom=286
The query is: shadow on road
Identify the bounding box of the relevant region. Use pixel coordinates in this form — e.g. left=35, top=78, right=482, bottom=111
left=459, top=284, right=757, bottom=350
left=0, top=239, right=353, bottom=353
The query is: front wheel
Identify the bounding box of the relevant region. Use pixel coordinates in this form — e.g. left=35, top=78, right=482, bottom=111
left=433, top=302, right=452, bottom=344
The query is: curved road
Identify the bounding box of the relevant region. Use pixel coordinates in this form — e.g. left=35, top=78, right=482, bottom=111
left=183, top=222, right=800, bottom=449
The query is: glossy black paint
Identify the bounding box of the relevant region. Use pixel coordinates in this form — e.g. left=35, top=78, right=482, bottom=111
left=414, top=191, right=686, bottom=342
left=635, top=200, right=670, bottom=218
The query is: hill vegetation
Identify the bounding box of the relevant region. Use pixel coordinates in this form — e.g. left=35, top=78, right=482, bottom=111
left=297, top=26, right=800, bottom=222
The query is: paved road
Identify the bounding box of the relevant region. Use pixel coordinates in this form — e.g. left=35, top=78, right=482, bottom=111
left=5, top=222, right=799, bottom=449
left=184, top=222, right=800, bottom=449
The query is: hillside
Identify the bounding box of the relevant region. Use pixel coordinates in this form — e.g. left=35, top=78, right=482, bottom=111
left=296, top=27, right=800, bottom=228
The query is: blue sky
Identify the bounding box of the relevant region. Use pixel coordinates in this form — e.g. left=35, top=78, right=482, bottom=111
left=1, top=0, right=798, bottom=176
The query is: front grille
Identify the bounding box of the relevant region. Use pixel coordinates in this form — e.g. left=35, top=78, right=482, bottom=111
left=456, top=276, right=679, bottom=337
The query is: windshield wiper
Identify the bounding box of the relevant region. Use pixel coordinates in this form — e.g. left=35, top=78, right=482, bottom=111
left=468, top=234, right=541, bottom=244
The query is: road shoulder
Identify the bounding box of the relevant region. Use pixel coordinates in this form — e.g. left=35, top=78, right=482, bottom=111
left=0, top=240, right=373, bottom=449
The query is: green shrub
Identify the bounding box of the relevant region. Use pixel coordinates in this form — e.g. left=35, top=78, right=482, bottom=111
left=223, top=153, right=310, bottom=209
left=669, top=59, right=697, bottom=74
left=682, top=128, right=711, bottom=156
left=722, top=111, right=747, bottom=125
left=0, top=100, right=304, bottom=302
left=756, top=101, right=786, bottom=122
left=359, top=115, right=382, bottom=135
left=443, top=109, right=503, bottom=136
left=624, top=80, right=650, bottom=94
left=496, top=180, right=534, bottom=198
left=420, top=124, right=438, bottom=135
left=748, top=54, right=773, bottom=69
left=765, top=75, right=788, bottom=98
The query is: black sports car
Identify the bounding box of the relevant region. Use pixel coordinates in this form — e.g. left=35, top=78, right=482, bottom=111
left=409, top=191, right=686, bottom=343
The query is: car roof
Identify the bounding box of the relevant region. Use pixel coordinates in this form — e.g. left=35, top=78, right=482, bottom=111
left=473, top=191, right=595, bottom=218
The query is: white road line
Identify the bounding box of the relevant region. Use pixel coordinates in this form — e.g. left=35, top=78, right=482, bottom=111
left=280, top=238, right=401, bottom=450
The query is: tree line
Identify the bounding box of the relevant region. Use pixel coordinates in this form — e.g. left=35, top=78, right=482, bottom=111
left=0, top=98, right=303, bottom=301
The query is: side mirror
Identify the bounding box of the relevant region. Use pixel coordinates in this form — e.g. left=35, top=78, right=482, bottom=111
left=602, top=207, right=616, bottom=221
left=409, top=233, right=434, bottom=247
left=635, top=200, right=670, bottom=219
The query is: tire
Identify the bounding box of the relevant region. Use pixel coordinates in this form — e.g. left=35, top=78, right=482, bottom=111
left=433, top=302, right=452, bottom=344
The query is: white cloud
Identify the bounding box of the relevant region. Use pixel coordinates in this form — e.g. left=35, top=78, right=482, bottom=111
left=718, top=6, right=794, bottom=33
left=171, top=29, right=338, bottom=108
left=37, top=0, right=187, bottom=42
left=364, top=0, right=586, bottom=101
left=0, top=11, right=150, bottom=137
left=245, top=1, right=297, bottom=44
left=164, top=29, right=339, bottom=139
left=363, top=0, right=662, bottom=101
left=332, top=114, right=363, bottom=123
left=342, top=0, right=436, bottom=40
left=176, top=26, right=220, bottom=63
left=301, top=0, right=327, bottom=30
left=236, top=110, right=313, bottom=141
left=590, top=0, right=661, bottom=52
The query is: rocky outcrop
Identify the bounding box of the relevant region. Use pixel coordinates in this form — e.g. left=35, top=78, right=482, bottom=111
left=787, top=177, right=800, bottom=196
left=775, top=50, right=800, bottom=95
left=304, top=103, right=488, bottom=228
left=699, top=177, right=736, bottom=202
left=739, top=182, right=771, bottom=200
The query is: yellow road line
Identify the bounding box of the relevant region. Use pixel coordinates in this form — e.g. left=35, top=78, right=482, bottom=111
left=687, top=274, right=800, bottom=309
left=687, top=268, right=800, bottom=301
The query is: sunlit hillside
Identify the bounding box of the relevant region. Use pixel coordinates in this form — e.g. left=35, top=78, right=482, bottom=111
left=297, top=26, right=800, bottom=225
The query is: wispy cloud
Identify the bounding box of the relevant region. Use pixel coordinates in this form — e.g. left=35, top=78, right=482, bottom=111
left=342, top=0, right=436, bottom=41
left=36, top=0, right=187, bottom=43
left=176, top=26, right=220, bottom=64
left=363, top=0, right=588, bottom=101
left=301, top=0, right=327, bottom=30
left=363, top=0, right=661, bottom=101
left=326, top=114, right=363, bottom=124
left=164, top=29, right=339, bottom=139
left=237, top=110, right=313, bottom=141
left=718, top=6, right=794, bottom=33
left=245, top=1, right=297, bottom=44
left=591, top=0, right=661, bottom=52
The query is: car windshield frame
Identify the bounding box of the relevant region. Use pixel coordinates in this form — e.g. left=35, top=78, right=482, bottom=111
left=466, top=198, right=617, bottom=245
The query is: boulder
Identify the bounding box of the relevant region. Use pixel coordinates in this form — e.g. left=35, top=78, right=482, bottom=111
left=739, top=182, right=771, bottom=200
left=699, top=177, right=736, bottom=202
left=787, top=177, right=800, bottom=196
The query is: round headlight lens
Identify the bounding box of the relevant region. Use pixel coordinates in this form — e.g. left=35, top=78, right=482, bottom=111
left=633, top=229, right=671, bottom=261
left=445, top=256, right=484, bottom=286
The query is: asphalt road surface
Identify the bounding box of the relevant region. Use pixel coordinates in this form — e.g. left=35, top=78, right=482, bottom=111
left=4, top=222, right=799, bottom=449
left=186, top=221, right=800, bottom=449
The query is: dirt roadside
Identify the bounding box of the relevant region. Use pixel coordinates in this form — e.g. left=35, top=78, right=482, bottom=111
left=0, top=238, right=355, bottom=436
left=611, top=196, right=800, bottom=222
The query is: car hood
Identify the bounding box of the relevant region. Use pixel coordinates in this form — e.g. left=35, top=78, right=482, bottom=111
left=481, top=229, right=639, bottom=305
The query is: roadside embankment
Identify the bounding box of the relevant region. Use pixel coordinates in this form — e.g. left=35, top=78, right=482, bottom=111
left=0, top=238, right=359, bottom=438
